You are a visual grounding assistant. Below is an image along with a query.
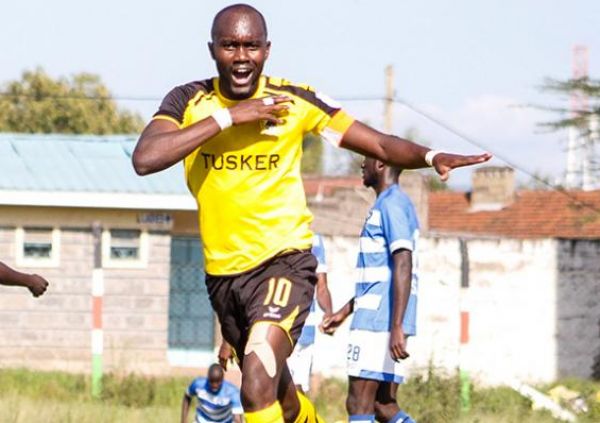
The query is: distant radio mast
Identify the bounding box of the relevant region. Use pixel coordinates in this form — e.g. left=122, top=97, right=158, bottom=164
left=565, top=46, right=588, bottom=189
left=565, top=45, right=589, bottom=189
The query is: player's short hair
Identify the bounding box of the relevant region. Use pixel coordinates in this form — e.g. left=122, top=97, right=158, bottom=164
left=208, top=363, right=224, bottom=380
left=211, top=4, right=268, bottom=40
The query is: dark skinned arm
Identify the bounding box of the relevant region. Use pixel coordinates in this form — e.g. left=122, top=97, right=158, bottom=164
left=315, top=272, right=333, bottom=317
left=132, top=96, right=291, bottom=175
left=233, top=414, right=242, bottom=423
left=340, top=121, right=492, bottom=181
left=180, top=393, right=192, bottom=423
left=218, top=341, right=235, bottom=371
left=0, top=261, right=49, bottom=297
left=389, top=249, right=412, bottom=361
left=320, top=297, right=354, bottom=335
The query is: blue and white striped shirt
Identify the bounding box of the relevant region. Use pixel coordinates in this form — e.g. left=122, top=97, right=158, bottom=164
left=296, top=234, right=327, bottom=346
left=186, top=378, right=243, bottom=423
left=350, top=184, right=419, bottom=335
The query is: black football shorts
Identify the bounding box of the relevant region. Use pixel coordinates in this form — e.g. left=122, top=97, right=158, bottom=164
left=205, top=250, right=317, bottom=367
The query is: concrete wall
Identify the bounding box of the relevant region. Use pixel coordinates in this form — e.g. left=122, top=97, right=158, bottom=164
left=313, top=235, right=567, bottom=385
left=556, top=239, right=600, bottom=379
left=102, top=230, right=171, bottom=374
left=0, top=205, right=202, bottom=375
left=0, top=226, right=94, bottom=372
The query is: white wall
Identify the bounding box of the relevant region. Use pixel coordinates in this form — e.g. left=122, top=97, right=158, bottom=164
left=314, top=235, right=563, bottom=385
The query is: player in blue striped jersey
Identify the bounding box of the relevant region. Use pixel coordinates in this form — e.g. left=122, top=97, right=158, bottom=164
left=181, top=363, right=243, bottom=423
left=287, top=233, right=333, bottom=392
left=321, top=157, right=418, bottom=423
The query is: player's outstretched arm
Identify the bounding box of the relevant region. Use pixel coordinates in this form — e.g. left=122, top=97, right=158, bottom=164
left=0, top=261, right=49, bottom=297
left=320, top=298, right=354, bottom=335
left=132, top=96, right=291, bottom=176
left=340, top=121, right=492, bottom=181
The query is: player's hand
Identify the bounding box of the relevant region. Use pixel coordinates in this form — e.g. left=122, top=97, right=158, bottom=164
left=389, top=325, right=409, bottom=361
left=229, top=95, right=292, bottom=126
left=320, top=311, right=346, bottom=335
left=433, top=152, right=492, bottom=181
left=27, top=274, right=49, bottom=297
left=218, top=341, right=234, bottom=371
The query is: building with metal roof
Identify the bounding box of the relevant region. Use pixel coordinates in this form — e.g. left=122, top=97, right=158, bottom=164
left=0, top=133, right=194, bottom=210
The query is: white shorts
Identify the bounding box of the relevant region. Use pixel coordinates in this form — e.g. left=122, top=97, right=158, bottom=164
left=287, top=342, right=314, bottom=392
left=346, top=329, right=405, bottom=384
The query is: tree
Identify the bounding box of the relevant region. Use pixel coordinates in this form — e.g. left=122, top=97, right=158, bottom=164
left=538, top=77, right=600, bottom=134
left=0, top=68, right=143, bottom=134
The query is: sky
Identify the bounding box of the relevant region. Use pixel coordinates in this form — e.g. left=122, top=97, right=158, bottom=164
left=2, top=0, right=600, bottom=188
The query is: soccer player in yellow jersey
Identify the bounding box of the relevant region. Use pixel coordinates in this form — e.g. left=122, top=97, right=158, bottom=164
left=132, top=4, right=491, bottom=423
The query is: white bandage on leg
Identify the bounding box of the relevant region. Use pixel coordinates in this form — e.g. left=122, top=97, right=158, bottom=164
left=262, top=97, right=275, bottom=106
left=245, top=322, right=278, bottom=378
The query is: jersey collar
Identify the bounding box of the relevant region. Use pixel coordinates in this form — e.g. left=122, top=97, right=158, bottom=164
left=213, top=75, right=267, bottom=107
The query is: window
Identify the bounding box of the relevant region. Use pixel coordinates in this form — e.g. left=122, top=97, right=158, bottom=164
left=102, top=228, right=148, bottom=268
left=16, top=227, right=61, bottom=267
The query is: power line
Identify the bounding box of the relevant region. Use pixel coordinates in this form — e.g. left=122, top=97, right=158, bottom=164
left=0, top=91, right=386, bottom=103
left=391, top=97, right=600, bottom=215
left=2, top=90, right=599, bottom=213
left=0, top=92, right=162, bottom=102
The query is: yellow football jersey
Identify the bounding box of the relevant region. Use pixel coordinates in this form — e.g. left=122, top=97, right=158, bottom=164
left=153, top=75, right=354, bottom=275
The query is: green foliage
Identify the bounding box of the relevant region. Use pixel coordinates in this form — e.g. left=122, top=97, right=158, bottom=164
left=537, top=77, right=600, bottom=131
left=311, top=377, right=347, bottom=421
left=302, top=133, right=324, bottom=174
left=397, top=368, right=462, bottom=423
left=0, top=68, right=144, bottom=134
left=0, top=368, right=187, bottom=408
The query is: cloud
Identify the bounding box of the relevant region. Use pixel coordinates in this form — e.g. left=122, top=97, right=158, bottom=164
left=343, top=94, right=567, bottom=188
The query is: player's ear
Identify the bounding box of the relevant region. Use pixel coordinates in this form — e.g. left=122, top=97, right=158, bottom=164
left=264, top=40, right=271, bottom=60
left=208, top=42, right=216, bottom=60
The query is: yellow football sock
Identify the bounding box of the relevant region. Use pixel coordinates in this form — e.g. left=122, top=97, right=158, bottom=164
left=245, top=401, right=285, bottom=423
left=294, top=391, right=325, bottom=423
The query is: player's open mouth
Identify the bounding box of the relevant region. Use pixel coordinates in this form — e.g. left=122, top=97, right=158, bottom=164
left=231, top=68, right=253, bottom=86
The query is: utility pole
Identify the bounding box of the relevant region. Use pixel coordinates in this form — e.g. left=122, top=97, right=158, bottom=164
left=91, top=222, right=104, bottom=398
left=384, top=65, right=394, bottom=133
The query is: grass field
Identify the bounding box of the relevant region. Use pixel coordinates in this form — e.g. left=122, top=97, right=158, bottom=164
left=1, top=368, right=599, bottom=423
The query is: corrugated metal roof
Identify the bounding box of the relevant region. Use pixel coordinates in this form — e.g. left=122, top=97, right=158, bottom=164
left=0, top=133, right=188, bottom=195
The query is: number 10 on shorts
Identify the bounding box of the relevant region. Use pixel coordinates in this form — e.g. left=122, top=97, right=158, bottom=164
left=347, top=344, right=361, bottom=362
left=263, top=277, right=292, bottom=307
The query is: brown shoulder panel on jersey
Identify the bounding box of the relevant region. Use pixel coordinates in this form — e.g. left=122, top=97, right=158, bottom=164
left=265, top=77, right=338, bottom=116
left=153, top=79, right=214, bottom=124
